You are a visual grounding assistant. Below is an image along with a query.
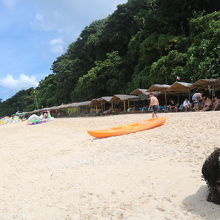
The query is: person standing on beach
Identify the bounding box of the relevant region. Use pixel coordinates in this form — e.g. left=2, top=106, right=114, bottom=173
left=192, top=92, right=202, bottom=111
left=148, top=93, right=159, bottom=118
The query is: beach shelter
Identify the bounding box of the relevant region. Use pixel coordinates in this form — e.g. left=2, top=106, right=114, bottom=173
left=167, top=82, right=193, bottom=100
left=130, top=89, right=149, bottom=109
left=75, top=101, right=91, bottom=114
left=111, top=95, right=140, bottom=112
left=130, top=89, right=149, bottom=96
left=192, top=79, right=220, bottom=89
left=90, top=98, right=102, bottom=113
left=99, top=96, right=112, bottom=103
left=98, top=96, right=112, bottom=112
left=130, top=88, right=149, bottom=100
left=148, top=84, right=171, bottom=105
left=148, top=84, right=171, bottom=92
left=192, top=79, right=220, bottom=97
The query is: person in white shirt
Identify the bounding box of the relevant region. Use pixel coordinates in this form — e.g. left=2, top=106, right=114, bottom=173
left=183, top=99, right=191, bottom=111
left=192, top=93, right=202, bottom=111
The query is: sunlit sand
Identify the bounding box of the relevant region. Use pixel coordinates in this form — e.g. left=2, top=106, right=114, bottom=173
left=0, top=111, right=219, bottom=219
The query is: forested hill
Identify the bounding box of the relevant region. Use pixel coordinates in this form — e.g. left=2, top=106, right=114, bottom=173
left=0, top=0, right=220, bottom=116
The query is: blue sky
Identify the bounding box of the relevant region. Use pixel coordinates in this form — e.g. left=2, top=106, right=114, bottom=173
left=0, top=0, right=127, bottom=100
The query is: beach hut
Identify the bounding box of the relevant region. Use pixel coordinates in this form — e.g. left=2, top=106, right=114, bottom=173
left=192, top=79, right=220, bottom=89
left=111, top=95, right=140, bottom=112
left=148, top=84, right=171, bottom=92
left=166, top=81, right=193, bottom=105
left=167, top=82, right=192, bottom=98
left=99, top=96, right=112, bottom=103
left=97, top=97, right=112, bottom=112
left=75, top=101, right=91, bottom=114
left=192, top=79, right=220, bottom=97
left=130, top=88, right=149, bottom=100
left=90, top=98, right=102, bottom=113
left=148, top=84, right=171, bottom=105
left=130, top=89, right=150, bottom=111
left=130, top=89, right=149, bottom=96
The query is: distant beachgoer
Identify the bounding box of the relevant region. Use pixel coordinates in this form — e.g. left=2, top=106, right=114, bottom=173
left=40, top=111, right=52, bottom=121
left=202, top=148, right=220, bottom=204
left=148, top=93, right=159, bottom=118
left=192, top=93, right=202, bottom=111
left=213, top=97, right=220, bottom=111
left=182, top=99, right=191, bottom=111
left=169, top=100, right=178, bottom=112
left=201, top=96, right=212, bottom=111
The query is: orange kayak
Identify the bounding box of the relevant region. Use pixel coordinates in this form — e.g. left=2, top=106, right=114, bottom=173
left=88, top=117, right=166, bottom=138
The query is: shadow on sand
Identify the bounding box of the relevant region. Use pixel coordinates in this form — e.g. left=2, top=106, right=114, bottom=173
left=183, top=185, right=220, bottom=219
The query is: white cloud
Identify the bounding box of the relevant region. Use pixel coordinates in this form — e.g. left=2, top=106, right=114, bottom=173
left=49, top=38, right=64, bottom=54
left=30, top=13, right=54, bottom=31
left=1, top=0, right=16, bottom=8
left=50, top=38, right=63, bottom=45
left=0, top=74, right=38, bottom=91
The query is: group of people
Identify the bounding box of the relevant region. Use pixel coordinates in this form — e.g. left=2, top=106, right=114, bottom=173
left=168, top=93, right=220, bottom=112
left=148, top=92, right=220, bottom=118
left=191, top=93, right=220, bottom=111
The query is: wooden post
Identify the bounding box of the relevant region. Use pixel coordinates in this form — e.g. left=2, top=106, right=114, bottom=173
left=128, top=100, right=130, bottom=109
left=212, top=87, right=215, bottom=99
left=165, top=91, right=167, bottom=106
left=123, top=100, right=126, bottom=112
left=96, top=105, right=98, bottom=113
left=111, top=102, right=114, bottom=112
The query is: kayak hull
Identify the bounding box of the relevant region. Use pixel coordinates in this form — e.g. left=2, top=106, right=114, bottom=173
left=88, top=117, right=166, bottom=138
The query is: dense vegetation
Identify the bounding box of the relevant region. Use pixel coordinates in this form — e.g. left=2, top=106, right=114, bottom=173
left=0, top=0, right=219, bottom=116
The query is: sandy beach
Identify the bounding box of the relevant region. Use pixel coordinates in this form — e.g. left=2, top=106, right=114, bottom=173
left=0, top=111, right=220, bottom=219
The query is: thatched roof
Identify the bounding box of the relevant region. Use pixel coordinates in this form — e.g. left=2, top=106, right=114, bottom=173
left=32, top=101, right=92, bottom=113
left=130, top=88, right=149, bottom=95
left=100, top=96, right=112, bottom=102
left=71, top=101, right=91, bottom=107
left=192, top=79, right=220, bottom=89
left=148, top=84, right=171, bottom=92
left=90, top=99, right=101, bottom=106
left=90, top=97, right=113, bottom=105
left=111, top=94, right=140, bottom=102
left=167, top=82, right=193, bottom=93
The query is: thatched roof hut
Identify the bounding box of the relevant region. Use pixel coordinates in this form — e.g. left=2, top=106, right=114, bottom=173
left=111, top=94, right=140, bottom=102
left=192, top=79, right=220, bottom=89
left=130, top=88, right=149, bottom=95
left=110, top=95, right=140, bottom=112
left=90, top=99, right=101, bottom=106
left=100, top=96, right=112, bottom=103
left=74, top=101, right=91, bottom=107
left=90, top=97, right=113, bottom=106
left=167, top=82, right=193, bottom=94
left=148, top=84, right=171, bottom=92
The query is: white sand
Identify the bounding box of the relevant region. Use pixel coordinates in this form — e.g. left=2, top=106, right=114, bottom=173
left=0, top=111, right=220, bottom=219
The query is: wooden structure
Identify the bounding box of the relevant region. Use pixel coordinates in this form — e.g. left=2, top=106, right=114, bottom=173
left=111, top=95, right=140, bottom=112
left=148, top=84, right=171, bottom=105
left=192, top=79, right=220, bottom=97
left=167, top=82, right=193, bottom=100
left=23, top=78, right=220, bottom=117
